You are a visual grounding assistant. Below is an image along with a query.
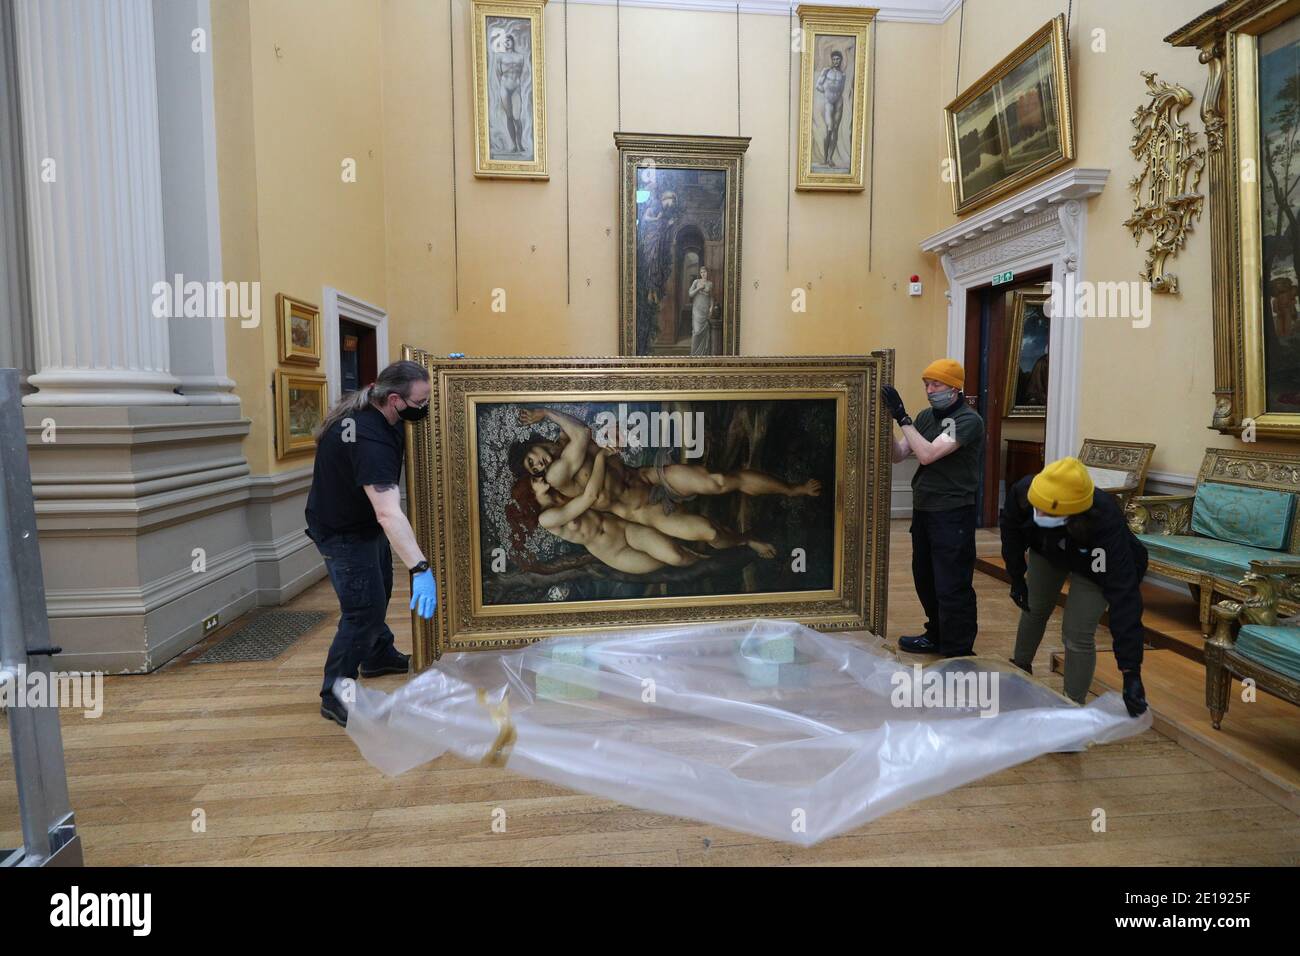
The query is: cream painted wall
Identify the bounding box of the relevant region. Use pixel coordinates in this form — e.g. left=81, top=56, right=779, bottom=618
left=215, top=0, right=388, bottom=473
left=380, top=1, right=951, bottom=399
left=933, top=0, right=1293, bottom=480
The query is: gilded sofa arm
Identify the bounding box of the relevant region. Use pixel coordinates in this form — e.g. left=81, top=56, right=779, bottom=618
left=1209, top=599, right=1242, bottom=648
left=1235, top=558, right=1300, bottom=626
left=1126, top=494, right=1193, bottom=535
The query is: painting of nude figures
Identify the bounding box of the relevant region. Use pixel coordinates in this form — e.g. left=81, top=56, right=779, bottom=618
left=400, top=351, right=894, bottom=664
left=482, top=399, right=834, bottom=605
left=471, top=0, right=548, bottom=179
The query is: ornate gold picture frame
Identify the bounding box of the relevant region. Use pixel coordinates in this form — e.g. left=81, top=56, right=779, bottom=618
left=274, top=369, right=327, bottom=460
left=1170, top=0, right=1300, bottom=438
left=1003, top=289, right=1051, bottom=419
left=944, top=15, right=1075, bottom=215
left=796, top=5, right=876, bottom=191
left=276, top=293, right=321, bottom=366
left=401, top=349, right=894, bottom=667
left=615, top=132, right=750, bottom=356
left=471, top=0, right=548, bottom=180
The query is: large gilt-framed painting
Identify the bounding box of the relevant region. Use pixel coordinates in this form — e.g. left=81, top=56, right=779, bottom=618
left=401, top=349, right=894, bottom=666
left=796, top=5, right=876, bottom=191
left=1003, top=290, right=1051, bottom=419
left=471, top=0, right=547, bottom=179
left=944, top=15, right=1074, bottom=215
left=615, top=132, right=750, bottom=356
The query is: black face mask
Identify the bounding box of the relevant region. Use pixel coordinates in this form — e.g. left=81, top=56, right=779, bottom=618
left=398, top=402, right=430, bottom=423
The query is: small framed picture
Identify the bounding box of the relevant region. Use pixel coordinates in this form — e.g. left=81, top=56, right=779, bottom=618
left=275, top=369, right=328, bottom=459
left=277, top=293, right=322, bottom=366
left=471, top=0, right=548, bottom=180
left=796, top=5, right=876, bottom=191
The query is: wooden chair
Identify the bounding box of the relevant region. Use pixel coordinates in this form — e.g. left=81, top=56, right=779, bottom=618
left=1077, top=438, right=1156, bottom=510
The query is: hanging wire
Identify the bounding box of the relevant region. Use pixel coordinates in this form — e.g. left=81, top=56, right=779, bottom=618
left=954, top=0, right=965, bottom=96
left=449, top=0, right=459, bottom=311
left=785, top=4, right=793, bottom=271
left=868, top=18, right=877, bottom=273
left=564, top=0, right=571, bottom=304
left=736, top=3, right=742, bottom=135
left=616, top=0, right=622, bottom=130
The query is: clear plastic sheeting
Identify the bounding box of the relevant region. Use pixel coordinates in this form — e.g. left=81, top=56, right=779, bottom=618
left=341, top=619, right=1151, bottom=846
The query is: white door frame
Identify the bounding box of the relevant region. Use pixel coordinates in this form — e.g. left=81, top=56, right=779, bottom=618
left=322, top=287, right=389, bottom=403
left=919, top=167, right=1109, bottom=464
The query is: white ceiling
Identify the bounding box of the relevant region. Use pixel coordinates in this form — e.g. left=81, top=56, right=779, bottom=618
left=562, top=0, right=963, bottom=25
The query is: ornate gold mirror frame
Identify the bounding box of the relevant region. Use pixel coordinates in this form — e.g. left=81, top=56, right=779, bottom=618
left=1170, top=0, right=1300, bottom=437
left=401, top=350, right=893, bottom=667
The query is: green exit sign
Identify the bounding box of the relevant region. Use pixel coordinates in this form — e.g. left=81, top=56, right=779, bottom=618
left=992, top=270, right=1015, bottom=286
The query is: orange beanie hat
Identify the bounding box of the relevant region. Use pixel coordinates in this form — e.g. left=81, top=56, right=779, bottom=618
left=921, top=358, right=964, bottom=390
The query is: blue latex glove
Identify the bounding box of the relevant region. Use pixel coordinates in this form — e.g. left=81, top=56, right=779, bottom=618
left=410, top=569, right=437, bottom=619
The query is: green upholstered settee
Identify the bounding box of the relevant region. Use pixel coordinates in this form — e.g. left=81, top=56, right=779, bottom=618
left=1207, top=559, right=1300, bottom=730
left=1126, top=448, right=1300, bottom=635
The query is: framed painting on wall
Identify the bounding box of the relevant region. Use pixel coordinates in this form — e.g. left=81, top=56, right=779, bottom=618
left=615, top=132, right=750, bottom=356
left=276, top=293, right=321, bottom=366
left=796, top=5, right=876, bottom=191
left=274, top=369, right=327, bottom=460
left=400, top=349, right=895, bottom=666
left=471, top=0, right=548, bottom=180
left=944, top=15, right=1074, bottom=215
left=1003, top=289, right=1051, bottom=419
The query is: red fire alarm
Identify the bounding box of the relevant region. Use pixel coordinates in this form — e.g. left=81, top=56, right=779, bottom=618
left=908, top=274, right=923, bottom=296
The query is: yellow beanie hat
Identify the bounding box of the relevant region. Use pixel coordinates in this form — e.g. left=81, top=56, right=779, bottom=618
left=1028, top=457, right=1095, bottom=516
left=921, top=358, right=964, bottom=390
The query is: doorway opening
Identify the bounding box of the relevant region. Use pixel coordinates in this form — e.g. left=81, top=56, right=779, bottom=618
left=339, top=318, right=377, bottom=395
left=962, top=266, right=1053, bottom=528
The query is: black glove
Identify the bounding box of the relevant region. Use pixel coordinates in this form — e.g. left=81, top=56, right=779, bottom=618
left=1009, top=578, right=1030, bottom=613
left=1122, top=670, right=1148, bottom=718
left=880, top=385, right=912, bottom=426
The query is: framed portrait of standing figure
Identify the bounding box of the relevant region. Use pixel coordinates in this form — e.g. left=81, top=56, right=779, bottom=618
left=615, top=132, right=750, bottom=356
left=471, top=0, right=547, bottom=179
left=400, top=348, right=894, bottom=666
left=796, top=5, right=876, bottom=191
left=1170, top=0, right=1300, bottom=438
left=944, top=15, right=1074, bottom=215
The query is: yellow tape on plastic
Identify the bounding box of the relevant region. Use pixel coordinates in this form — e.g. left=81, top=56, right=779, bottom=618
left=475, top=688, right=516, bottom=768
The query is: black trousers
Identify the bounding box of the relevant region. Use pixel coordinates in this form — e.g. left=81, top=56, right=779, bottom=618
left=313, top=530, right=398, bottom=699
left=909, top=504, right=978, bottom=656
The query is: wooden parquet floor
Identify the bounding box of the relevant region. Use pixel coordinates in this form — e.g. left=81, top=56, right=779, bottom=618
left=2, top=521, right=1297, bottom=866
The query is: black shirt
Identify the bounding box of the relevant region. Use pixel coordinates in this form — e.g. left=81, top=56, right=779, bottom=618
left=910, top=399, right=985, bottom=511
left=999, top=476, right=1149, bottom=673
left=305, top=405, right=405, bottom=539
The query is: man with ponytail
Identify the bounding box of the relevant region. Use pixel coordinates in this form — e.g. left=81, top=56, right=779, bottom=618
left=305, top=359, right=438, bottom=727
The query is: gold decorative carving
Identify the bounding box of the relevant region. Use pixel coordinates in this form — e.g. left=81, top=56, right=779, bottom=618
left=1122, top=72, right=1205, bottom=294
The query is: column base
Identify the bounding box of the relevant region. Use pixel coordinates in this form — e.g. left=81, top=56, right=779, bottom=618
left=24, top=368, right=186, bottom=406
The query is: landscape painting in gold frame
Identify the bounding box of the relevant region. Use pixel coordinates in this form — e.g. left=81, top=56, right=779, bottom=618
left=471, top=0, right=548, bottom=180
left=944, top=15, right=1074, bottom=215
left=401, top=349, right=894, bottom=667
left=274, top=369, right=327, bottom=460
left=277, top=293, right=321, bottom=366
left=796, top=5, right=876, bottom=191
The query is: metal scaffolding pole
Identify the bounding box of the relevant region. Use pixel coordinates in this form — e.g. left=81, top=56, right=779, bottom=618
left=0, top=368, right=81, bottom=866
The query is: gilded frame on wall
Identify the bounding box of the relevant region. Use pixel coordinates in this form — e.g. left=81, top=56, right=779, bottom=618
left=276, top=293, right=321, bottom=366
left=1170, top=0, right=1300, bottom=438
left=796, top=5, right=877, bottom=191
left=401, top=348, right=894, bottom=667
left=470, top=0, right=548, bottom=180
left=1002, top=289, right=1051, bottom=419
left=615, top=132, right=750, bottom=356
left=944, top=15, right=1075, bottom=215
left=274, top=369, right=327, bottom=460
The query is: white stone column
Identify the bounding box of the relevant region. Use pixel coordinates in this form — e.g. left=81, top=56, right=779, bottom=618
left=0, top=0, right=34, bottom=389
left=14, top=0, right=184, bottom=405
